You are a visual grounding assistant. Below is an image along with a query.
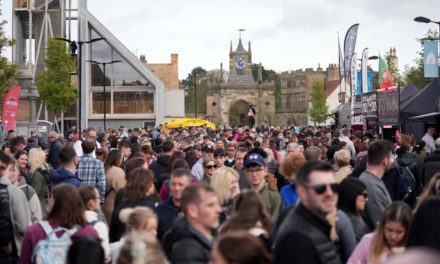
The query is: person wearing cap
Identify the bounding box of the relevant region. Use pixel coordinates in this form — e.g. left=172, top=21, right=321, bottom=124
left=191, top=144, right=215, bottom=181
left=244, top=152, right=281, bottom=219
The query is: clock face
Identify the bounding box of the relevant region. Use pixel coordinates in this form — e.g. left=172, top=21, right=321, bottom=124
left=235, top=57, right=247, bottom=70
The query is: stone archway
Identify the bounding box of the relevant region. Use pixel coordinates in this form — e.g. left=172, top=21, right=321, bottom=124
left=228, top=99, right=250, bottom=127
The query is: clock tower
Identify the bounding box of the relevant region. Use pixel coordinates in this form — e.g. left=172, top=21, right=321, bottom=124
left=228, top=37, right=254, bottom=81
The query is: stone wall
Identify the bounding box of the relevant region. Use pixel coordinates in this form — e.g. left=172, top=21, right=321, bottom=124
left=141, top=54, right=179, bottom=90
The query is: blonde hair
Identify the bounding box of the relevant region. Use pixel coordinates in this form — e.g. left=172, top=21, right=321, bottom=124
left=119, top=207, right=157, bottom=233
left=334, top=149, right=350, bottom=167
left=116, top=232, right=168, bottom=264
left=263, top=148, right=274, bottom=163
left=28, top=148, right=50, bottom=173
left=210, top=167, right=240, bottom=205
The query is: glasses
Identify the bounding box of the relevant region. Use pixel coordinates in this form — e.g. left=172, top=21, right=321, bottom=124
left=206, top=165, right=217, bottom=169
left=304, top=183, right=339, bottom=195
left=359, top=192, right=368, bottom=199
left=246, top=167, right=265, bottom=174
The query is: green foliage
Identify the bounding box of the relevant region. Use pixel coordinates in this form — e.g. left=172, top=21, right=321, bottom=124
left=0, top=2, right=19, bottom=100
left=251, top=64, right=281, bottom=110
left=36, top=38, right=77, bottom=113
left=182, top=66, right=207, bottom=115
left=403, top=29, right=439, bottom=89
left=309, top=80, right=328, bottom=124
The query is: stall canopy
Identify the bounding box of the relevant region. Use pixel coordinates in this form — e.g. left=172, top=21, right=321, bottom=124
left=400, top=78, right=440, bottom=121
left=400, top=83, right=418, bottom=104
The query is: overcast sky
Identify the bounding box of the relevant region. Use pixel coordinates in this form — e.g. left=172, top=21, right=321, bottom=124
left=2, top=0, right=439, bottom=79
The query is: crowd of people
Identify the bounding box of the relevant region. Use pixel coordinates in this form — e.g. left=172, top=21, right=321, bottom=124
left=1, top=123, right=440, bottom=264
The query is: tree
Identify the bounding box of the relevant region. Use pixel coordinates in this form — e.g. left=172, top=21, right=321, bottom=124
left=403, top=29, right=439, bottom=89
left=0, top=2, right=19, bottom=103
left=309, top=80, right=328, bottom=125
left=181, top=66, right=207, bottom=115
left=36, top=38, right=77, bottom=129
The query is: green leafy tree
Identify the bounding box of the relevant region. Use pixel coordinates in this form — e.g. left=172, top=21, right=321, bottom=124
left=309, top=80, right=328, bottom=124
left=0, top=2, right=19, bottom=103
left=36, top=38, right=77, bottom=115
left=403, top=29, right=439, bottom=89
left=181, top=66, right=207, bottom=116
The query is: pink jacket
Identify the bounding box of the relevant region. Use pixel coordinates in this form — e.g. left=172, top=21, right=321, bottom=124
left=348, top=233, right=390, bottom=264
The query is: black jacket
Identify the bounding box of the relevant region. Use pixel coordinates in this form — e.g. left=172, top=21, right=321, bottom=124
left=48, top=140, right=63, bottom=169
left=424, top=150, right=440, bottom=185
left=273, top=203, right=341, bottom=264
left=149, top=155, right=172, bottom=191
left=162, top=218, right=212, bottom=264
left=156, top=197, right=180, bottom=240
left=109, top=197, right=156, bottom=242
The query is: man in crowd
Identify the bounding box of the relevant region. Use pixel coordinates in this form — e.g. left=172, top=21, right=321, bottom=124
left=213, top=148, right=226, bottom=169
left=359, top=140, right=393, bottom=230
left=150, top=140, right=175, bottom=191
left=244, top=152, right=281, bottom=218
left=164, top=184, right=221, bottom=263
left=233, top=147, right=249, bottom=189
left=286, top=142, right=300, bottom=156
left=50, top=146, right=81, bottom=187
left=77, top=140, right=105, bottom=204
left=423, top=138, right=440, bottom=186
left=191, top=144, right=214, bottom=181
left=47, top=131, right=64, bottom=169
left=422, top=127, right=436, bottom=154
left=156, top=168, right=192, bottom=240
left=224, top=141, right=237, bottom=167
left=339, top=129, right=356, bottom=160
left=273, top=161, right=341, bottom=264
left=73, top=127, right=101, bottom=157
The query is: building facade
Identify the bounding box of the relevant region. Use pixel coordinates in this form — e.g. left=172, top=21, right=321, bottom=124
left=206, top=38, right=275, bottom=126
left=11, top=0, right=182, bottom=135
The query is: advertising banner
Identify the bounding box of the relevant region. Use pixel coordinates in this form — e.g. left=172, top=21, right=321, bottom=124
left=361, top=48, right=368, bottom=93
left=344, top=24, right=359, bottom=77
left=350, top=53, right=357, bottom=119
left=1, top=86, right=21, bottom=132
left=362, top=92, right=377, bottom=117
left=424, top=40, right=439, bottom=78
left=377, top=89, right=399, bottom=126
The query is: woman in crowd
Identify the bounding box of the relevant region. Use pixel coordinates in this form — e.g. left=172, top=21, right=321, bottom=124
left=338, top=177, right=369, bottom=242
left=415, top=173, right=440, bottom=209
left=27, top=148, right=52, bottom=214
left=210, top=232, right=271, bottom=264
left=109, top=168, right=156, bottom=243
left=278, top=152, right=306, bottom=206
left=221, top=190, right=272, bottom=249
left=110, top=207, right=159, bottom=264
left=116, top=232, right=167, bottom=264
left=211, top=167, right=240, bottom=223
left=103, top=149, right=126, bottom=224
left=7, top=158, right=42, bottom=221
left=201, top=158, right=217, bottom=184
left=334, top=149, right=353, bottom=183
left=407, top=197, right=440, bottom=252
left=19, top=184, right=99, bottom=263
left=15, top=150, right=30, bottom=183
left=355, top=141, right=369, bottom=169
left=348, top=202, right=412, bottom=264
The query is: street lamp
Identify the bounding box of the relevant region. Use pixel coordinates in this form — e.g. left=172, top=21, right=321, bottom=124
left=87, top=60, right=122, bottom=131
left=55, top=37, right=105, bottom=134
left=414, top=16, right=440, bottom=38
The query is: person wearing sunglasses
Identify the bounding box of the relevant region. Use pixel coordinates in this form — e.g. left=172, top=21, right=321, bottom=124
left=201, top=159, right=217, bottom=184
left=273, top=161, right=341, bottom=264
left=338, top=177, right=369, bottom=243
left=244, top=152, right=281, bottom=219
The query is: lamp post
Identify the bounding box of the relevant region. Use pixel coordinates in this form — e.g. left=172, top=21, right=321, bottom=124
left=87, top=60, right=122, bottom=131
left=414, top=16, right=440, bottom=37
left=55, top=37, right=105, bottom=134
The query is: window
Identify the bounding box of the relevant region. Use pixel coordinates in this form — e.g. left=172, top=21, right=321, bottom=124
left=92, top=92, right=111, bottom=114
left=113, top=91, right=154, bottom=114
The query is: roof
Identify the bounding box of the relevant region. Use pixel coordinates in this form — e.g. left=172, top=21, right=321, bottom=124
left=234, top=39, right=247, bottom=53
left=400, top=83, right=418, bottom=103
left=401, top=78, right=440, bottom=120
left=325, top=80, right=341, bottom=98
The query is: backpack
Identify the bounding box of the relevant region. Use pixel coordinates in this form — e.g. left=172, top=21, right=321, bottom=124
left=0, top=183, right=16, bottom=262
left=31, top=221, right=79, bottom=264
left=397, top=164, right=419, bottom=207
